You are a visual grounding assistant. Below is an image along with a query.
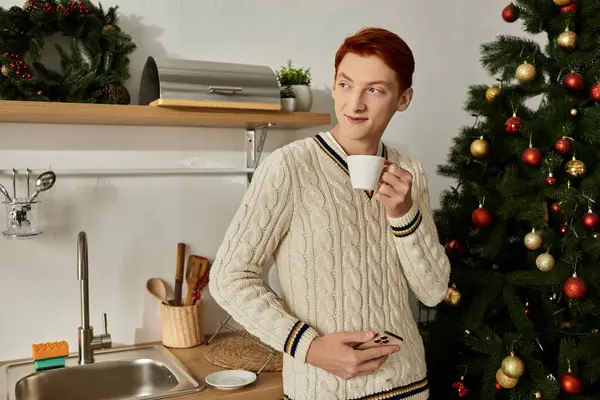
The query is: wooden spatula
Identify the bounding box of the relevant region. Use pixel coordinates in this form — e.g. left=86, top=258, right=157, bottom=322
left=173, top=243, right=186, bottom=306
left=185, top=255, right=208, bottom=306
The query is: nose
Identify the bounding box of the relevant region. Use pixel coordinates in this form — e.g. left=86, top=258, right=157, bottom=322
left=349, top=91, right=366, bottom=112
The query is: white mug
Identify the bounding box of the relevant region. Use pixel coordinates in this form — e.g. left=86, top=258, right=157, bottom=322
left=347, top=155, right=385, bottom=190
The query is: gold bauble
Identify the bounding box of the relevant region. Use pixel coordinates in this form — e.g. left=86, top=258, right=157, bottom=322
left=557, top=29, right=577, bottom=51
left=1, top=65, right=8, bottom=77
left=516, top=62, right=537, bottom=83
left=486, top=86, right=501, bottom=103
left=470, top=136, right=490, bottom=159
left=534, top=391, right=542, bottom=399
left=571, top=108, right=578, bottom=116
left=536, top=251, right=555, bottom=272
left=444, top=285, right=462, bottom=306
left=564, top=156, right=586, bottom=178
left=496, top=368, right=519, bottom=388
left=553, top=0, right=571, bottom=5
left=524, top=229, right=543, bottom=250
left=502, top=354, right=525, bottom=379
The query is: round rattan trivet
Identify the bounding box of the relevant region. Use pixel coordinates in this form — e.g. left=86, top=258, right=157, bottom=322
left=204, top=335, right=283, bottom=372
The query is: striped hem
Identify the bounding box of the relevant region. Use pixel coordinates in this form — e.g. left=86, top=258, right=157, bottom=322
left=283, top=321, right=310, bottom=357
left=283, top=377, right=428, bottom=400
left=391, top=209, right=422, bottom=238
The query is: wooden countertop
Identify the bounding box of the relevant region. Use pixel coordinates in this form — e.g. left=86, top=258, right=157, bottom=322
left=0, top=333, right=284, bottom=399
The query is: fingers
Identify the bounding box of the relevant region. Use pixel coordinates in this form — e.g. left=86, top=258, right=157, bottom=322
left=336, top=330, right=376, bottom=344
left=356, top=355, right=388, bottom=374
left=382, top=163, right=413, bottom=183
left=355, top=345, right=400, bottom=363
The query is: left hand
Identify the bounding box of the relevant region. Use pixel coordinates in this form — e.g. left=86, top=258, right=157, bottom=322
left=375, top=160, right=413, bottom=218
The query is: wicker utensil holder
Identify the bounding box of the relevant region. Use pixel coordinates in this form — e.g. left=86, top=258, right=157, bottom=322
left=160, top=300, right=204, bottom=348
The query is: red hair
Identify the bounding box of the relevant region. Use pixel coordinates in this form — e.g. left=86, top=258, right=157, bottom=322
left=334, top=27, right=415, bottom=91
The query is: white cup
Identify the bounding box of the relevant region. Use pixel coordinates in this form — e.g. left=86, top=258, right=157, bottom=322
left=347, top=155, right=385, bottom=190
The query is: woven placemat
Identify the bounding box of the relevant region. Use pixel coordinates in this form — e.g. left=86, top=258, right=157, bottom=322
left=205, top=335, right=283, bottom=372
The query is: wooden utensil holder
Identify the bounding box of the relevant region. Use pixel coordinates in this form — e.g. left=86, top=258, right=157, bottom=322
left=160, top=300, right=204, bottom=348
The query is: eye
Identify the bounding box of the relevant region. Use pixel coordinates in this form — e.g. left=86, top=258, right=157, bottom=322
left=368, top=87, right=383, bottom=94
left=338, top=82, right=350, bottom=89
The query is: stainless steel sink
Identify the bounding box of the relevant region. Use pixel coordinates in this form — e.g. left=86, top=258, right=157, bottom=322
left=0, top=344, right=205, bottom=400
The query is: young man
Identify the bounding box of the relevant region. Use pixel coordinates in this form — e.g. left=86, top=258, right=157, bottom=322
left=209, top=27, right=450, bottom=400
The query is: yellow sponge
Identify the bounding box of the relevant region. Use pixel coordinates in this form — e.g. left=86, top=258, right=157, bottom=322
left=32, top=341, right=69, bottom=361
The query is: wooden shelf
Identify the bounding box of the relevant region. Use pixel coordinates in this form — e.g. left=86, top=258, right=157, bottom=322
left=0, top=100, right=331, bottom=129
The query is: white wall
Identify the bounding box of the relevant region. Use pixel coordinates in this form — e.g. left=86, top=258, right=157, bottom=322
left=0, top=0, right=528, bottom=360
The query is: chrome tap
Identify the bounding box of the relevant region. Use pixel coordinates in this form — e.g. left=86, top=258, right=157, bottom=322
left=77, top=231, right=111, bottom=365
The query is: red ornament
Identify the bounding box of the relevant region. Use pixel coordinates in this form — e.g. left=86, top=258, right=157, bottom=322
left=582, top=209, right=600, bottom=230
left=560, top=1, right=578, bottom=14
left=452, top=380, right=469, bottom=398
left=560, top=371, right=583, bottom=394
left=559, top=224, right=569, bottom=235
left=502, top=3, right=519, bottom=22
left=494, top=382, right=503, bottom=391
left=505, top=114, right=523, bottom=134
left=554, top=138, right=571, bottom=154
left=564, top=72, right=585, bottom=91
left=591, top=83, right=600, bottom=102
left=522, top=146, right=543, bottom=167
left=546, top=173, right=556, bottom=186
left=551, top=202, right=561, bottom=213
left=563, top=273, right=587, bottom=300
left=472, top=206, right=492, bottom=228
left=445, top=240, right=465, bottom=258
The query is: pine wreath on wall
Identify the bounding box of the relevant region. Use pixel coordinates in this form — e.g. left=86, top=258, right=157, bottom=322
left=0, top=0, right=136, bottom=103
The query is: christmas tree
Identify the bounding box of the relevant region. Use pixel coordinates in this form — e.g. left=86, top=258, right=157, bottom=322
left=421, top=1, right=600, bottom=399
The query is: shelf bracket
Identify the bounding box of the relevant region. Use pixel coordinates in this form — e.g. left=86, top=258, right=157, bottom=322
left=245, top=123, right=273, bottom=183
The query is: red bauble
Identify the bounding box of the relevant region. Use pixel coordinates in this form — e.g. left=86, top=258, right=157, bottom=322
left=522, top=147, right=543, bottom=167
left=445, top=240, right=465, bottom=258
left=472, top=207, right=492, bottom=228
left=494, top=382, right=503, bottom=391
left=559, top=224, right=569, bottom=235
left=554, top=138, right=571, bottom=154
left=505, top=115, right=523, bottom=134
left=502, top=3, right=519, bottom=22
left=551, top=202, right=561, bottom=213
left=582, top=211, right=600, bottom=230
left=546, top=173, right=557, bottom=186
left=564, top=72, right=585, bottom=91
left=591, top=83, right=600, bottom=102
left=560, top=371, right=583, bottom=394
left=560, top=1, right=578, bottom=14
left=563, top=274, right=588, bottom=300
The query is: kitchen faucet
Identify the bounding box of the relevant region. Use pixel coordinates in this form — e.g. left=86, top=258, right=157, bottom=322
left=77, top=231, right=112, bottom=365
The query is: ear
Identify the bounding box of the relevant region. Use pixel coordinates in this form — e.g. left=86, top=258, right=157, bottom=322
left=396, top=87, right=414, bottom=112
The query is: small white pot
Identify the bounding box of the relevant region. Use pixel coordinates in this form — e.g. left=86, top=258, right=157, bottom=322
left=291, top=85, right=312, bottom=112
left=281, top=97, right=296, bottom=112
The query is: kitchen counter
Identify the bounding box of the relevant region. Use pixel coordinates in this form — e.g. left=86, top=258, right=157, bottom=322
left=0, top=333, right=284, bottom=400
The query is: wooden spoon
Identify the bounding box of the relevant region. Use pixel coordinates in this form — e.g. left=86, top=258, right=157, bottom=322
left=146, top=278, right=169, bottom=304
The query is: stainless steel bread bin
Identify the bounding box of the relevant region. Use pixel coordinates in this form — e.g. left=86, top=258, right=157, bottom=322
left=139, top=57, right=281, bottom=111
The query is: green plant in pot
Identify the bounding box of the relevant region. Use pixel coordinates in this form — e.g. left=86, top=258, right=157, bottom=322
left=275, top=59, right=312, bottom=112
left=280, top=85, right=296, bottom=112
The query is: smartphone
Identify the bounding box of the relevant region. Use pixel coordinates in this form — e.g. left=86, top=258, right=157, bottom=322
left=353, top=330, right=404, bottom=350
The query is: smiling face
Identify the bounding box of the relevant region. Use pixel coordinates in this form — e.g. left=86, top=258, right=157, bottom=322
left=332, top=53, right=413, bottom=143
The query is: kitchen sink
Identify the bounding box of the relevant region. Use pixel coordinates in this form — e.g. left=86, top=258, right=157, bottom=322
left=0, top=344, right=205, bottom=400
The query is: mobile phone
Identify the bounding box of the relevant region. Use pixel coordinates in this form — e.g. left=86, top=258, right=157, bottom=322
left=353, top=330, right=404, bottom=350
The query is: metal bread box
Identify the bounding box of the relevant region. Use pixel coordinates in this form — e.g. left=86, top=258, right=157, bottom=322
left=139, top=57, right=282, bottom=111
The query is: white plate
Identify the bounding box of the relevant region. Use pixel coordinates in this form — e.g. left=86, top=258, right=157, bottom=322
left=205, top=370, right=257, bottom=390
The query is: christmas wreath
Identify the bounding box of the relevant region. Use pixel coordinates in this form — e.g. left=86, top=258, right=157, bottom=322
left=0, top=0, right=136, bottom=103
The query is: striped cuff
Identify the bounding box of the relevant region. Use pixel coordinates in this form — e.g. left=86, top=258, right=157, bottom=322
left=389, top=203, right=422, bottom=238
left=283, top=320, right=318, bottom=361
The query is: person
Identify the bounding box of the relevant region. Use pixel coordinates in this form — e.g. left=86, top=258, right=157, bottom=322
left=208, top=26, right=451, bottom=400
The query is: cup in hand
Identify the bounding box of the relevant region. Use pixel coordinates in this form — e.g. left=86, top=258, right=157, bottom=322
left=347, top=155, right=385, bottom=190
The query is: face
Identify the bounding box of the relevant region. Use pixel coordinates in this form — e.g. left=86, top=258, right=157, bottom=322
left=332, top=53, right=413, bottom=142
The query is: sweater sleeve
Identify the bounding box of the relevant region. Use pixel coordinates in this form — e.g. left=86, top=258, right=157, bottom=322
left=208, top=147, right=320, bottom=363
left=387, top=159, right=451, bottom=307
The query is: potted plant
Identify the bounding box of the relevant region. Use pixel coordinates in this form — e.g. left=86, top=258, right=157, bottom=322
left=275, top=59, right=312, bottom=112
left=280, top=85, right=296, bottom=112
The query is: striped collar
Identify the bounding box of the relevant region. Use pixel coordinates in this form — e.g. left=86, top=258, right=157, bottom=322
left=312, top=131, right=388, bottom=199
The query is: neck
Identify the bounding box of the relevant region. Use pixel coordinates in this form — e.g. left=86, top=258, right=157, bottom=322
left=330, top=124, right=381, bottom=156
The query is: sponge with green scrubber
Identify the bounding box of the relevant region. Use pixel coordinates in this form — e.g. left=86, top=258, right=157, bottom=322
left=32, top=341, right=69, bottom=371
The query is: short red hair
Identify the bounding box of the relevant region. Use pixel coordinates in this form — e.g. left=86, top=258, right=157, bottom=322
left=334, top=27, right=415, bottom=91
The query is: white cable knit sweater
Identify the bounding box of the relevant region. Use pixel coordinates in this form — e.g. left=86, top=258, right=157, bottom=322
left=209, top=131, right=451, bottom=400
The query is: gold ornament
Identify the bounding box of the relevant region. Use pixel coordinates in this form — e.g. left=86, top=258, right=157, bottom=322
left=486, top=86, right=501, bottom=103
left=557, top=27, right=577, bottom=51
left=444, top=284, right=461, bottom=306
left=496, top=368, right=519, bottom=388
left=571, top=108, right=578, bottom=116
left=534, top=391, right=542, bottom=399
left=536, top=251, right=555, bottom=272
left=524, top=229, right=543, bottom=250
left=553, top=0, right=571, bottom=5
left=102, top=24, right=113, bottom=32
left=1, top=65, right=8, bottom=77
left=502, top=353, right=525, bottom=379
left=470, top=136, right=490, bottom=159
left=564, top=155, right=586, bottom=178
left=516, top=62, right=536, bottom=83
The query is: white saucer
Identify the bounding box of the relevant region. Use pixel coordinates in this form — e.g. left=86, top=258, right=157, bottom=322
left=205, top=370, right=257, bottom=390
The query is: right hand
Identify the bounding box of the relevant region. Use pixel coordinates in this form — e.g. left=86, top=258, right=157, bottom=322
left=305, top=330, right=400, bottom=380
